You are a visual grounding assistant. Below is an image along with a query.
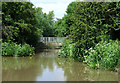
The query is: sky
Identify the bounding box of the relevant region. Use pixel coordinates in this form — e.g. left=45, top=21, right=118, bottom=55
left=30, top=0, right=76, bottom=19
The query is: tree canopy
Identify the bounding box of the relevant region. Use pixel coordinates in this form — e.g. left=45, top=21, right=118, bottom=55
left=54, top=2, right=120, bottom=49
left=2, top=2, right=55, bottom=47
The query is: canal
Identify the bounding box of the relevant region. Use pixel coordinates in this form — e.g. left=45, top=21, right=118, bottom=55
left=2, top=49, right=118, bottom=81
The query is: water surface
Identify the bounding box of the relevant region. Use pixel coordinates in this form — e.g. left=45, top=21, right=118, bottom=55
left=2, top=49, right=118, bottom=81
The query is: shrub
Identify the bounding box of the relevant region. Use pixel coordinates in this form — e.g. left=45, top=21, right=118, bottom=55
left=18, top=44, right=35, bottom=56
left=84, top=40, right=120, bottom=71
left=58, top=41, right=70, bottom=58
left=58, top=40, right=84, bottom=61
left=2, top=42, right=35, bottom=56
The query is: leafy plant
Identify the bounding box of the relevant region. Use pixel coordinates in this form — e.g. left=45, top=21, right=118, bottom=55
left=2, top=42, right=35, bottom=56
left=58, top=40, right=84, bottom=61
left=84, top=40, right=119, bottom=71
left=18, top=44, right=35, bottom=56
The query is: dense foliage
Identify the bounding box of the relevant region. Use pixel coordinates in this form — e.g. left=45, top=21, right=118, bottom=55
left=2, top=2, right=55, bottom=56
left=34, top=7, right=55, bottom=37
left=2, top=2, right=38, bottom=46
left=53, top=15, right=70, bottom=37
left=84, top=40, right=119, bottom=70
left=56, top=2, right=120, bottom=48
left=2, top=2, right=55, bottom=46
left=2, top=42, right=35, bottom=56
left=42, top=11, right=55, bottom=37
left=58, top=40, right=84, bottom=61
left=58, top=2, right=120, bottom=71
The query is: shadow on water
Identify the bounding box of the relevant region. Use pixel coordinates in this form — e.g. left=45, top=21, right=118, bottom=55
left=2, top=49, right=118, bottom=81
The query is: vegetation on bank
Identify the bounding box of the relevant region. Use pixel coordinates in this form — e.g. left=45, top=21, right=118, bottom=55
left=58, top=1, right=120, bottom=71
left=2, top=42, right=35, bottom=56
left=84, top=40, right=119, bottom=70
left=1, top=1, right=120, bottom=71
left=1, top=2, right=55, bottom=56
left=59, top=39, right=120, bottom=71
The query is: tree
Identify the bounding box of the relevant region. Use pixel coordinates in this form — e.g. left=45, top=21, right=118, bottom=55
left=42, top=11, right=55, bottom=37
left=53, top=15, right=70, bottom=37
left=56, top=1, right=120, bottom=49
left=34, top=7, right=44, bottom=37
left=2, top=2, right=39, bottom=46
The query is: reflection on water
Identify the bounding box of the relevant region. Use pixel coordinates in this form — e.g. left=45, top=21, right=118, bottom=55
left=2, top=49, right=118, bottom=81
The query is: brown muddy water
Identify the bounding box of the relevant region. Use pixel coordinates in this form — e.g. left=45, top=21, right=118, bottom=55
left=2, top=49, right=118, bottom=81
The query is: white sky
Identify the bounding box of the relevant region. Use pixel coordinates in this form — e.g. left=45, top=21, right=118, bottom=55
left=30, top=0, right=76, bottom=19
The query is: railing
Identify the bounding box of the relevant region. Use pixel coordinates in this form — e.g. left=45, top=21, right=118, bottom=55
left=40, top=37, right=66, bottom=43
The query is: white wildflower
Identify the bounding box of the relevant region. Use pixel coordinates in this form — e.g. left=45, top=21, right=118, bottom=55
left=90, top=47, right=92, bottom=50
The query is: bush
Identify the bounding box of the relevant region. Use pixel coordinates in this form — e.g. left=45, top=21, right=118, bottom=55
left=18, top=44, right=35, bottom=56
left=58, top=40, right=84, bottom=61
left=2, top=42, right=35, bottom=56
left=84, top=40, right=120, bottom=71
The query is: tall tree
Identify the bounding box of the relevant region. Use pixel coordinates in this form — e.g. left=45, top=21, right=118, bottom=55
left=42, top=11, right=55, bottom=37
left=2, top=2, right=39, bottom=46
left=54, top=2, right=120, bottom=49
